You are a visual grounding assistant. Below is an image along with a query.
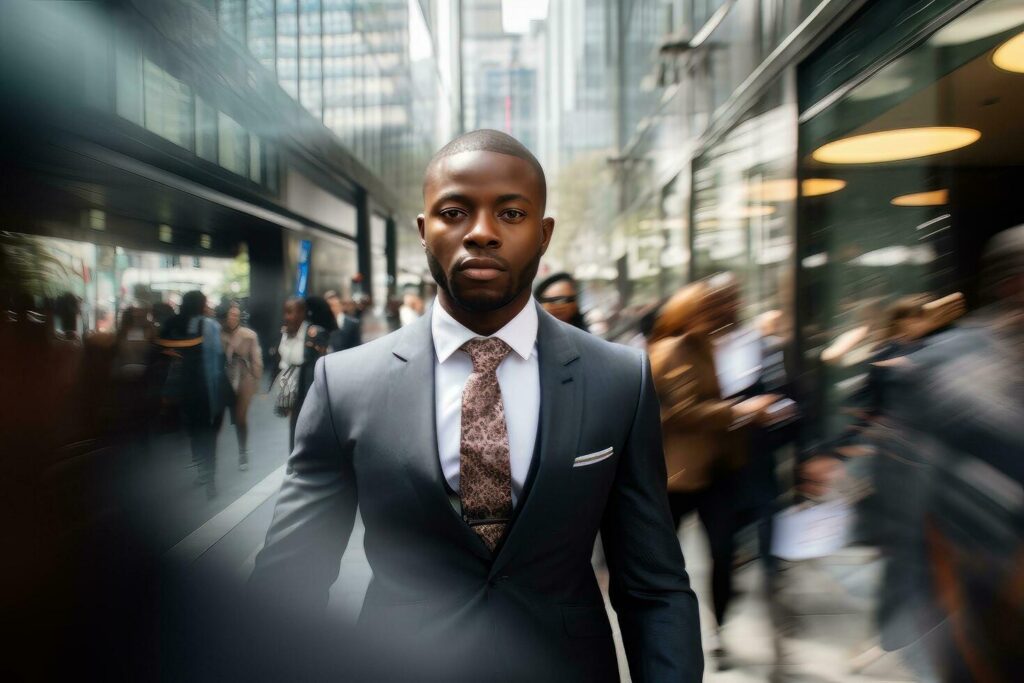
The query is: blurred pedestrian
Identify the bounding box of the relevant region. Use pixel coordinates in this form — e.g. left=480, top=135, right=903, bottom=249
left=324, top=290, right=361, bottom=352
left=323, top=290, right=344, bottom=328
left=848, top=227, right=1024, bottom=682
left=110, top=306, right=156, bottom=438
left=649, top=276, right=791, bottom=670
left=535, top=271, right=588, bottom=330
left=275, top=297, right=331, bottom=452
left=274, top=297, right=306, bottom=446
left=152, top=301, right=175, bottom=330
left=398, top=287, right=424, bottom=327
left=157, top=290, right=225, bottom=499
left=221, top=304, right=263, bottom=471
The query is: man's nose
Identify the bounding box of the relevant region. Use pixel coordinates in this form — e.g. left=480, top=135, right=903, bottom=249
left=464, top=214, right=502, bottom=249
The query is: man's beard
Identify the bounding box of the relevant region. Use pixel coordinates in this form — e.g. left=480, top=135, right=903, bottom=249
left=425, top=246, right=541, bottom=313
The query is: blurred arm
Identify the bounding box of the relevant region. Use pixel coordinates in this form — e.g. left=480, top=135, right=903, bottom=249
left=249, top=356, right=357, bottom=614
left=657, top=362, right=736, bottom=432
left=601, top=354, right=703, bottom=682
left=250, top=331, right=264, bottom=379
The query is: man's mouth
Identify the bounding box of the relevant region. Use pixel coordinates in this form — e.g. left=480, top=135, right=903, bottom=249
left=458, top=257, right=506, bottom=282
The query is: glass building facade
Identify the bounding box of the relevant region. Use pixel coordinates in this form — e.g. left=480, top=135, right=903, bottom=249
left=0, top=0, right=460, bottom=344
left=554, top=0, right=1024, bottom=447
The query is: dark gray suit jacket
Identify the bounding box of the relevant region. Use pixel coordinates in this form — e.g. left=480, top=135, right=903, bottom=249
left=328, top=314, right=361, bottom=353
left=250, top=305, right=702, bottom=681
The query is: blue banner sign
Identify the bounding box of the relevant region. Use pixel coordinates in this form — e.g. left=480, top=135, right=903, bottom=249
left=295, top=239, right=311, bottom=297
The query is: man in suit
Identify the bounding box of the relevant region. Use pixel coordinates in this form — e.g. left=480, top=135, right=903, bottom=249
left=249, top=129, right=702, bottom=681
left=324, top=290, right=362, bottom=353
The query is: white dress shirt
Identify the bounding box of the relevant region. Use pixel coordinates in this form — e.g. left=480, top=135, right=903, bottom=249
left=278, top=321, right=308, bottom=371
left=432, top=298, right=540, bottom=507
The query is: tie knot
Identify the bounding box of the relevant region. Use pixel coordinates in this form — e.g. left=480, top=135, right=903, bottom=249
left=461, top=337, right=512, bottom=374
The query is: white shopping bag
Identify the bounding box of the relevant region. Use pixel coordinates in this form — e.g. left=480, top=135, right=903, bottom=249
left=771, top=499, right=852, bottom=561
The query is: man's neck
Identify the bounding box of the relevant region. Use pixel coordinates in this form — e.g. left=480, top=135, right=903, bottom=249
left=438, top=289, right=531, bottom=337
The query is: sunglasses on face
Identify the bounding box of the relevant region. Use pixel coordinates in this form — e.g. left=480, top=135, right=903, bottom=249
left=538, top=295, right=577, bottom=305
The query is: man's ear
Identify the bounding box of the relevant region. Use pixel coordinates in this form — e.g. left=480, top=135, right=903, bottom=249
left=417, top=214, right=426, bottom=248
left=539, top=217, right=555, bottom=255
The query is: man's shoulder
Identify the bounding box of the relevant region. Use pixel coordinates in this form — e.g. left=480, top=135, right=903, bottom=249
left=555, top=320, right=644, bottom=374
left=323, top=324, right=406, bottom=373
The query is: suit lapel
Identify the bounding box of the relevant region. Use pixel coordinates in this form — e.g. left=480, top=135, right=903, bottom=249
left=389, top=313, right=491, bottom=561
left=491, top=306, right=582, bottom=576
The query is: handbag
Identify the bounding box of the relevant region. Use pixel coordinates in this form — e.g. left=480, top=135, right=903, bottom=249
left=274, top=365, right=298, bottom=417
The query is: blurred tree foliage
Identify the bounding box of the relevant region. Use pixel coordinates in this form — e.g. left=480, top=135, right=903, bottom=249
left=216, top=247, right=251, bottom=300
left=546, top=151, right=616, bottom=271
left=0, top=231, right=69, bottom=302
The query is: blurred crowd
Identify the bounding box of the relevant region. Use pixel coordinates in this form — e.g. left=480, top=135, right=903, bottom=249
left=615, top=226, right=1022, bottom=681
left=3, top=226, right=1023, bottom=681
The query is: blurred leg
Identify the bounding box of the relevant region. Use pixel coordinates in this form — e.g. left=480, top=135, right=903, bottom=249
left=698, top=482, right=737, bottom=627
left=668, top=490, right=700, bottom=531
left=235, top=387, right=253, bottom=469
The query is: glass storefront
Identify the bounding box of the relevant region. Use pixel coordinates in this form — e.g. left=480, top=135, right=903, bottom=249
left=292, top=232, right=359, bottom=300
left=1, top=232, right=240, bottom=335
left=692, top=76, right=798, bottom=328
left=797, top=0, right=1024, bottom=441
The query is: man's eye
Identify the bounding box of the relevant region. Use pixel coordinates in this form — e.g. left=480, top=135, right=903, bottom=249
left=501, top=209, right=526, bottom=221
left=439, top=209, right=465, bottom=220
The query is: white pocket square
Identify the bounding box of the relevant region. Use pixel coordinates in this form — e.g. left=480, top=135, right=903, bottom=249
left=573, top=447, right=614, bottom=468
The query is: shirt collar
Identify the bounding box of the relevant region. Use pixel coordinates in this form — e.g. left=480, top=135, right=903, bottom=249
left=432, top=297, right=538, bottom=364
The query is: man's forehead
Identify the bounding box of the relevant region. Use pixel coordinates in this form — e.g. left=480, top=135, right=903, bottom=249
left=424, top=150, right=542, bottom=193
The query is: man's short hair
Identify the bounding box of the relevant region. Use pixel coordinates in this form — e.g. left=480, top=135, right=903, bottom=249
left=424, top=129, right=547, bottom=209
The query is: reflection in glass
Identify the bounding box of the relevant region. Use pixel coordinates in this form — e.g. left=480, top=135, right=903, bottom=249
left=693, top=76, right=796, bottom=325
left=218, top=112, right=248, bottom=176
left=797, top=0, right=1024, bottom=442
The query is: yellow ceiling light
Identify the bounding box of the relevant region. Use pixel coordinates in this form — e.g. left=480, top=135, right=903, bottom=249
left=801, top=178, right=847, bottom=197
left=993, top=31, right=1024, bottom=73
left=891, top=189, right=949, bottom=206
left=747, top=179, right=798, bottom=203
left=812, top=127, right=981, bottom=164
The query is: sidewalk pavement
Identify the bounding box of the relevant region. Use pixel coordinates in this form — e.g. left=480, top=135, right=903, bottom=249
left=125, top=387, right=291, bottom=556
left=593, top=523, right=916, bottom=682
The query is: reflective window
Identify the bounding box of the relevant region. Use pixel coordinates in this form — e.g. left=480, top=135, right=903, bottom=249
left=217, top=0, right=246, bottom=44
left=218, top=111, right=248, bottom=176
left=143, top=60, right=194, bottom=149
left=706, top=0, right=759, bottom=113
left=693, top=76, right=797, bottom=324
left=797, top=0, right=1024, bottom=440
left=277, top=0, right=300, bottom=97
left=249, top=135, right=263, bottom=183
left=115, top=34, right=143, bottom=126
left=308, top=234, right=359, bottom=299
left=247, top=0, right=276, bottom=72
left=195, top=96, right=218, bottom=162
left=299, top=0, right=324, bottom=117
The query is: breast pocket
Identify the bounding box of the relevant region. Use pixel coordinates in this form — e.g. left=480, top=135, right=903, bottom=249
left=572, top=447, right=614, bottom=469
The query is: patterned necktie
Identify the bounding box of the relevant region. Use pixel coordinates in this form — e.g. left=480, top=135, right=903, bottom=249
left=459, top=337, right=514, bottom=552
